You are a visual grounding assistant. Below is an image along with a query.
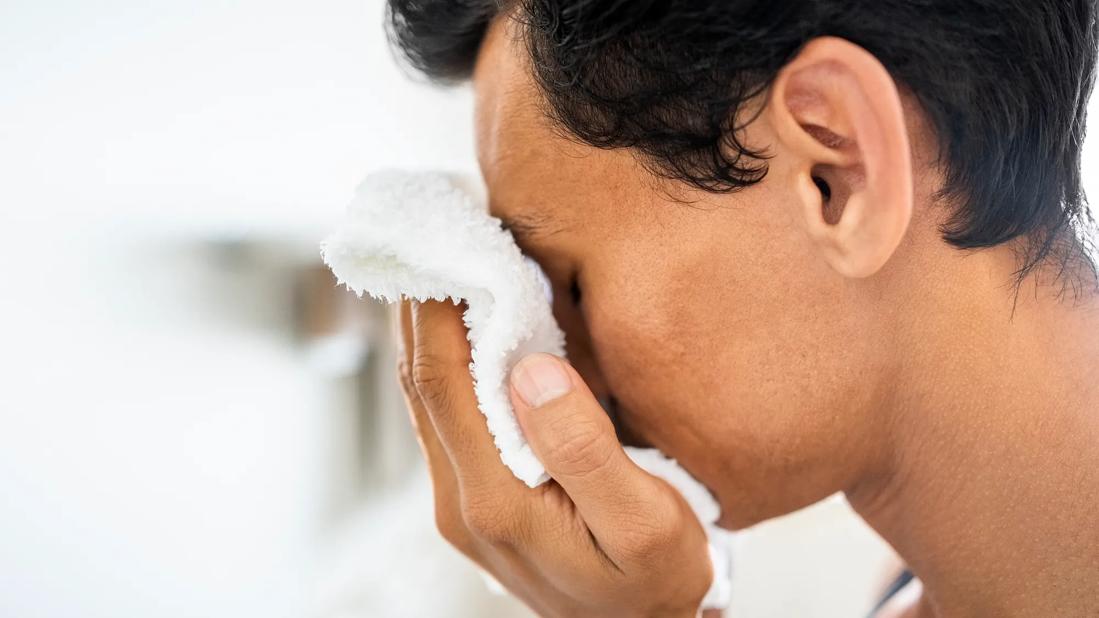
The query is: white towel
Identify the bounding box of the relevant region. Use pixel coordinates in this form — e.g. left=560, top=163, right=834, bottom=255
left=321, top=170, right=732, bottom=609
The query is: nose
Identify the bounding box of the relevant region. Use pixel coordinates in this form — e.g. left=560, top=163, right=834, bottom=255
left=549, top=292, right=658, bottom=447
left=551, top=294, right=610, bottom=399
left=551, top=302, right=653, bottom=448
left=563, top=323, right=610, bottom=398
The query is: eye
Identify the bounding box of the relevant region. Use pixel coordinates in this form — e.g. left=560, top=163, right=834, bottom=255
left=569, top=276, right=582, bottom=305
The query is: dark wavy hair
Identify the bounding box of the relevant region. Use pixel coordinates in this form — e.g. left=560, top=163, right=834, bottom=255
left=387, top=0, right=1099, bottom=292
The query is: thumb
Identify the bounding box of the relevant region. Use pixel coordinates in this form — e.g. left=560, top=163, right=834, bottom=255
left=509, top=353, right=671, bottom=536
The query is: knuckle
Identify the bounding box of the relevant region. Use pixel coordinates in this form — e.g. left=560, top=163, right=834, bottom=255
left=434, top=503, right=473, bottom=553
left=617, top=502, right=681, bottom=560
left=396, top=359, right=416, bottom=394
left=461, top=495, right=520, bottom=545
left=434, top=506, right=461, bottom=541
left=543, top=415, right=612, bottom=478
left=410, top=352, right=451, bottom=408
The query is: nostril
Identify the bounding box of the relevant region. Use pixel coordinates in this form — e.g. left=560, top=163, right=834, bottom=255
left=598, top=395, right=651, bottom=448
left=596, top=394, right=620, bottom=427
left=596, top=394, right=614, bottom=417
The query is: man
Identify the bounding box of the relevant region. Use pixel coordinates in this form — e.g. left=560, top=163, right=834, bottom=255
left=388, top=1, right=1099, bottom=616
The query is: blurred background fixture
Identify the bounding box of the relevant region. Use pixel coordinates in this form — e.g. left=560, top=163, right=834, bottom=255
left=1, top=1, right=1096, bottom=617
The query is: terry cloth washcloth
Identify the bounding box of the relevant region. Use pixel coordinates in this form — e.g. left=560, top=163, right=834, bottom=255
left=321, top=170, right=733, bottom=610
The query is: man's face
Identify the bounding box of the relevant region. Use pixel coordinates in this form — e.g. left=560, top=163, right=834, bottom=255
left=473, top=18, right=891, bottom=528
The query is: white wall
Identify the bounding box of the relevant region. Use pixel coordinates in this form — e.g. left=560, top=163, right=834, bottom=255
left=0, top=1, right=475, bottom=617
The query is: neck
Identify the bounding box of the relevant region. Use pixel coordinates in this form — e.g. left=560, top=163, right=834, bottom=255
left=849, top=251, right=1099, bottom=617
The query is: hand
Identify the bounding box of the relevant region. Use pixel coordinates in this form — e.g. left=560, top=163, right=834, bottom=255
left=396, top=300, right=712, bottom=618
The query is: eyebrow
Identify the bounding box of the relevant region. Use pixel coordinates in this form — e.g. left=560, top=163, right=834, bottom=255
left=497, top=211, right=566, bottom=247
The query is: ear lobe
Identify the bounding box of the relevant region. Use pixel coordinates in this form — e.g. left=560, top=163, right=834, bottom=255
left=769, top=37, right=913, bottom=278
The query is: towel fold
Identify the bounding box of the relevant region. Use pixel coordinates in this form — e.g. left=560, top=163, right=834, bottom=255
left=321, top=170, right=732, bottom=609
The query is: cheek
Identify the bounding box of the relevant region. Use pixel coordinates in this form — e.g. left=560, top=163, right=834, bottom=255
left=584, top=254, right=742, bottom=455
left=583, top=233, right=885, bottom=527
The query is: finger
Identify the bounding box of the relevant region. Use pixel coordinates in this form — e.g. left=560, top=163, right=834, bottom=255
left=508, top=353, right=687, bottom=560
left=397, top=302, right=454, bottom=483
left=410, top=300, right=527, bottom=494
left=397, top=302, right=473, bottom=554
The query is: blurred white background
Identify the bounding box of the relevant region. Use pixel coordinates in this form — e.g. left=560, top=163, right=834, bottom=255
left=1, top=1, right=1095, bottom=617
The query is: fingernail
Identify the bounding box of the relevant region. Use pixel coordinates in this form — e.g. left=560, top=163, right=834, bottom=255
left=511, top=354, right=573, bottom=408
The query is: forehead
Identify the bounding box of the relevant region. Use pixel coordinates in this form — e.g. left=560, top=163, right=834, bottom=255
left=470, top=17, right=650, bottom=239
left=470, top=17, right=574, bottom=240
left=472, top=17, right=555, bottom=188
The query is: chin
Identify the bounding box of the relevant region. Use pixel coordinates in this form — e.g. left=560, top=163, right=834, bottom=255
left=713, top=489, right=790, bottom=531
left=715, top=499, right=757, bottom=531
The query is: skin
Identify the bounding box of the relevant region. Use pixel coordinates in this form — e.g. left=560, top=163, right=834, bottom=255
left=398, top=14, right=1099, bottom=618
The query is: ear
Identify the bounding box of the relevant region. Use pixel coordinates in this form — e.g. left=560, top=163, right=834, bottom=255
left=768, top=37, right=913, bottom=278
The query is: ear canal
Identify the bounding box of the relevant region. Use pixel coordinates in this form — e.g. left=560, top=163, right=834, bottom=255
left=811, top=174, right=843, bottom=225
